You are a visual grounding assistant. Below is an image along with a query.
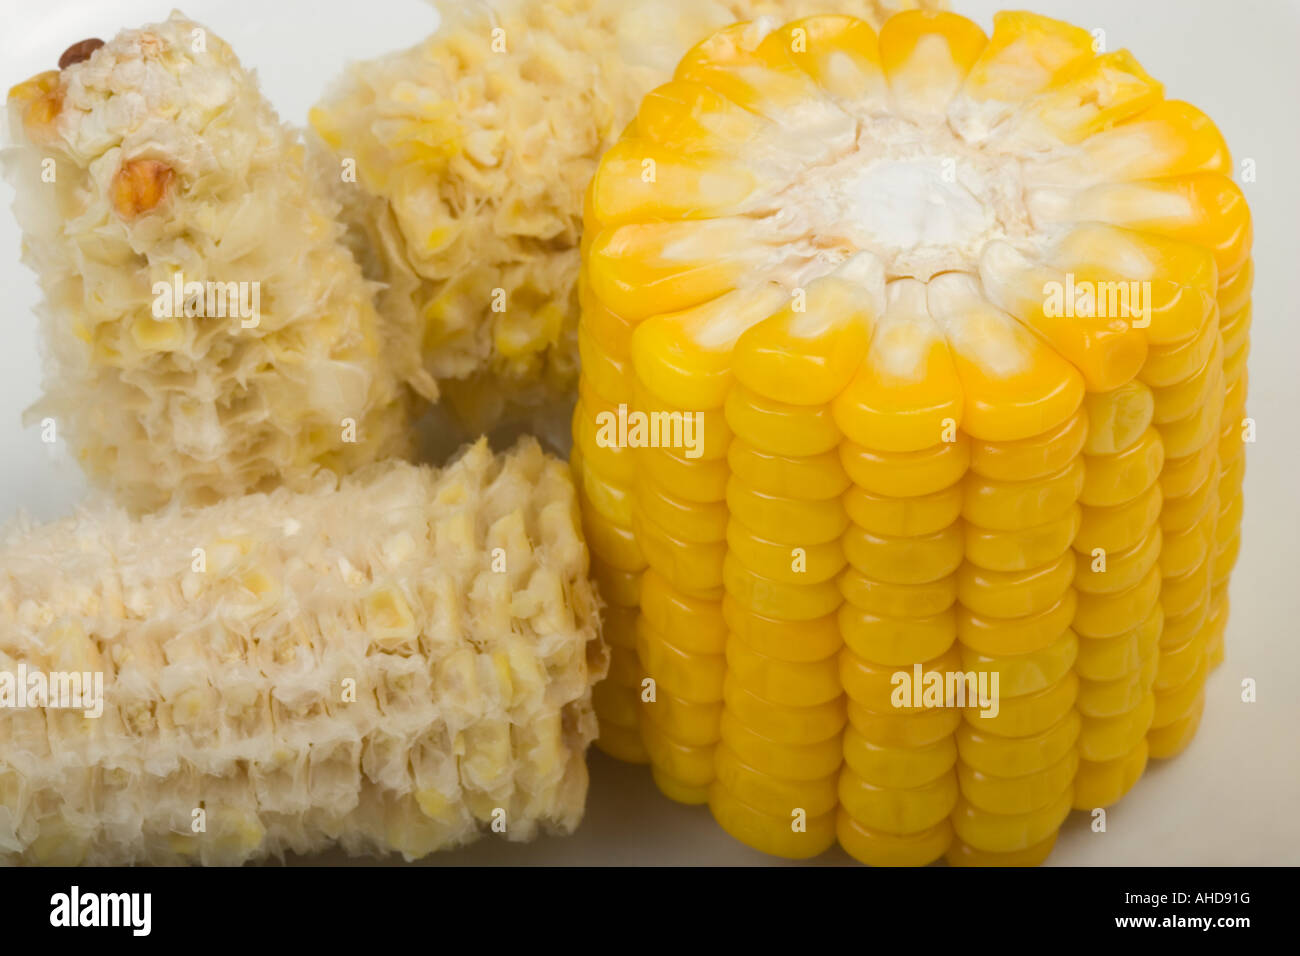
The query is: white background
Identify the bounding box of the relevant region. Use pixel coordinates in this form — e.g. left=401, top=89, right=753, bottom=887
left=1, top=0, right=1297, bottom=866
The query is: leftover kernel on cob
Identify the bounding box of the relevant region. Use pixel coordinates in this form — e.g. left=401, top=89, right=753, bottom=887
left=8, top=70, right=64, bottom=142
left=110, top=159, right=175, bottom=220
left=576, top=8, right=1251, bottom=864
left=309, top=0, right=947, bottom=434
left=0, top=440, right=603, bottom=864
left=4, top=14, right=409, bottom=513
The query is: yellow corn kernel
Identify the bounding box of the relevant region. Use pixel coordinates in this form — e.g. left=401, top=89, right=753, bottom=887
left=1074, top=482, right=1164, bottom=555
left=724, top=598, right=843, bottom=662
left=1077, top=693, right=1155, bottom=763
left=1076, top=529, right=1162, bottom=596
left=848, top=700, right=962, bottom=749
left=1162, top=600, right=1211, bottom=651
left=1147, top=694, right=1206, bottom=759
left=963, top=507, right=1081, bottom=573
left=947, top=833, right=1059, bottom=867
left=843, top=726, right=956, bottom=789
left=1080, top=429, right=1164, bottom=507
left=967, top=671, right=1079, bottom=738
left=839, top=766, right=958, bottom=834
left=1154, top=628, right=1210, bottom=692
left=634, top=480, right=728, bottom=545
left=1077, top=652, right=1159, bottom=719
left=729, top=442, right=851, bottom=499
left=725, top=638, right=841, bottom=709
left=840, top=604, right=957, bottom=665
left=1082, top=381, right=1155, bottom=455
left=956, top=550, right=1076, bottom=618
left=723, top=675, right=846, bottom=744
left=840, top=569, right=958, bottom=618
left=718, top=744, right=839, bottom=818
left=1072, top=740, right=1149, bottom=809
left=1151, top=655, right=1209, bottom=729
left=957, top=750, right=1079, bottom=816
left=950, top=787, right=1073, bottom=854
left=957, top=710, right=1081, bottom=777
left=841, top=646, right=964, bottom=716
left=636, top=619, right=726, bottom=702
left=841, top=439, right=970, bottom=497
left=962, top=458, right=1085, bottom=531
left=968, top=409, right=1086, bottom=482
left=1074, top=565, right=1163, bottom=639
left=713, top=783, right=838, bottom=859
left=838, top=810, right=954, bottom=866
left=845, top=483, right=965, bottom=538
left=721, top=711, right=844, bottom=781
left=634, top=509, right=726, bottom=592
left=597, top=721, right=651, bottom=764
left=833, top=290, right=962, bottom=452
left=956, top=590, right=1078, bottom=657
left=959, top=629, right=1078, bottom=698
left=729, top=522, right=846, bottom=584
left=641, top=448, right=730, bottom=503
left=641, top=689, right=723, bottom=749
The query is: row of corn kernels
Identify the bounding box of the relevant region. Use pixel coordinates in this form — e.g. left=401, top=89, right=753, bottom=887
left=573, top=251, right=653, bottom=764
left=1208, top=258, right=1253, bottom=675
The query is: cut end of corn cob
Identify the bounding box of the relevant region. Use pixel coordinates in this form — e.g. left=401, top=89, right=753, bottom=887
left=3, top=13, right=411, bottom=512
left=0, top=438, right=604, bottom=864
left=309, top=0, right=946, bottom=435
left=577, top=9, right=1250, bottom=865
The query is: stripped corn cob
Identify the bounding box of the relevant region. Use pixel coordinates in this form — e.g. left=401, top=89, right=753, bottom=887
left=309, top=0, right=945, bottom=435
left=0, top=438, right=604, bottom=865
left=4, top=14, right=410, bottom=513
left=576, top=10, right=1251, bottom=865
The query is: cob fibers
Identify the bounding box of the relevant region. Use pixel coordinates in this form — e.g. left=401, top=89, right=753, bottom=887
left=0, top=438, right=605, bottom=865
left=309, top=0, right=945, bottom=434
left=3, top=13, right=411, bottom=513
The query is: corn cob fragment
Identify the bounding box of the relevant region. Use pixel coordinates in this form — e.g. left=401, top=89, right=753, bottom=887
left=576, top=10, right=1251, bottom=865
left=309, top=0, right=945, bottom=435
left=0, top=438, right=604, bottom=865
left=4, top=14, right=410, bottom=513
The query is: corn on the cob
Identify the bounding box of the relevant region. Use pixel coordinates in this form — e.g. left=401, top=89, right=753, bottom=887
left=0, top=438, right=604, bottom=865
left=309, top=0, right=945, bottom=435
left=576, top=10, right=1251, bottom=865
left=4, top=14, right=410, bottom=513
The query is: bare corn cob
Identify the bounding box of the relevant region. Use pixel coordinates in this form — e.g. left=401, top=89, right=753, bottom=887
left=576, top=10, right=1251, bottom=865
left=0, top=438, right=604, bottom=865
left=4, top=14, right=410, bottom=513
left=309, top=0, right=945, bottom=435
